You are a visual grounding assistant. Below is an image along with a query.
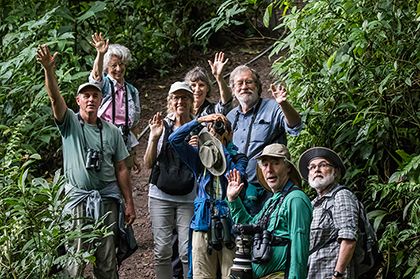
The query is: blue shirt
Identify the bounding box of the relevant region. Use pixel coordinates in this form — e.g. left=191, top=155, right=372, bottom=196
left=168, top=119, right=248, bottom=231
left=227, top=98, right=302, bottom=185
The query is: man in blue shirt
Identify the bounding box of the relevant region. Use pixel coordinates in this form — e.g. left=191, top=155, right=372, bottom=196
left=227, top=65, right=302, bottom=216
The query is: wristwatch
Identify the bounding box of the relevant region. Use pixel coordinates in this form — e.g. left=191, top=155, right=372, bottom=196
left=333, top=270, right=344, bottom=278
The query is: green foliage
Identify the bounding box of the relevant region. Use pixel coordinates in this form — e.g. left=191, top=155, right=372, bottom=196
left=193, top=0, right=281, bottom=47
left=270, top=0, right=420, bottom=277
left=1, top=0, right=229, bottom=275
left=0, top=162, right=109, bottom=277
left=193, top=0, right=248, bottom=41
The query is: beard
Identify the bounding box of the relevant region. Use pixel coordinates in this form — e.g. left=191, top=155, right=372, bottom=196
left=236, top=90, right=259, bottom=108
left=309, top=172, right=336, bottom=192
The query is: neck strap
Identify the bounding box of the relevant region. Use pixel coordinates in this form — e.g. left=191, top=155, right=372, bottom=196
left=77, top=113, right=104, bottom=154
left=108, top=77, right=129, bottom=133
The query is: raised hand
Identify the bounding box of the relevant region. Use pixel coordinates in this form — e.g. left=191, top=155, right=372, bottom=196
left=208, top=52, right=229, bottom=79
left=271, top=83, right=288, bottom=105
left=91, top=32, right=109, bottom=55
left=36, top=44, right=58, bottom=70
left=226, top=169, right=244, bottom=202
left=149, top=112, right=164, bottom=141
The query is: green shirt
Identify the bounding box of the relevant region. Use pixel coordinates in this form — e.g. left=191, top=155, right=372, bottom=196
left=228, top=183, right=312, bottom=279
left=57, top=109, right=129, bottom=190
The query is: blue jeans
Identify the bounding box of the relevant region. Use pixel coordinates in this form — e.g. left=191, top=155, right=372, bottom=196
left=148, top=197, right=194, bottom=279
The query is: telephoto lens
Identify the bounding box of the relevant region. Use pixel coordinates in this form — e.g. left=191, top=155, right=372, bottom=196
left=229, top=224, right=255, bottom=279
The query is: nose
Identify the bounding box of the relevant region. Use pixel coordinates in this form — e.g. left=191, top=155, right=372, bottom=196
left=263, top=163, right=274, bottom=173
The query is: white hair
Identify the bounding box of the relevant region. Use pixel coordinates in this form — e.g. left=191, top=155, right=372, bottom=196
left=103, top=44, right=132, bottom=73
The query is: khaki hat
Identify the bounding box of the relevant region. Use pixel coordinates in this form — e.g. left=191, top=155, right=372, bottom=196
left=168, top=81, right=193, bottom=95
left=256, top=143, right=302, bottom=191
left=198, top=128, right=227, bottom=176
left=298, top=147, right=345, bottom=181
left=77, top=82, right=102, bottom=95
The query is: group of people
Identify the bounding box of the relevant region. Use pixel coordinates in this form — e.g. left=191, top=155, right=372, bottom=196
left=36, top=33, right=363, bottom=279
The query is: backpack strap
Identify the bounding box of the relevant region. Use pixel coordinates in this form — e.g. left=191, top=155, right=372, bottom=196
left=309, top=185, right=350, bottom=255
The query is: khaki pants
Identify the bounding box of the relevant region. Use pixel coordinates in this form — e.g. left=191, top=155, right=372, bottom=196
left=65, top=200, right=119, bottom=279
left=192, top=231, right=235, bottom=279
left=260, top=271, right=285, bottom=279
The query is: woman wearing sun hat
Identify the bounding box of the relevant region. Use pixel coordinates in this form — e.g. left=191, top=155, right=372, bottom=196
left=169, top=113, right=248, bottom=279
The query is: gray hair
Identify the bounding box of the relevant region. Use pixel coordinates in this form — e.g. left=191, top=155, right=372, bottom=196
left=229, top=65, right=262, bottom=96
left=103, top=44, right=132, bottom=73
left=184, top=66, right=213, bottom=98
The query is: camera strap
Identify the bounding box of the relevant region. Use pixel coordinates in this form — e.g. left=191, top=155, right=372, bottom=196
left=108, top=77, right=129, bottom=136
left=256, top=181, right=297, bottom=229
left=77, top=113, right=104, bottom=155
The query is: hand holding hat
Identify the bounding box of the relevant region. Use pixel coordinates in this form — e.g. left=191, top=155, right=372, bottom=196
left=198, top=128, right=227, bottom=176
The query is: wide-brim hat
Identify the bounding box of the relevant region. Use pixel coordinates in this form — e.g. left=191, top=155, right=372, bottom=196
left=298, top=147, right=346, bottom=180
left=255, top=143, right=302, bottom=192
left=77, top=82, right=102, bottom=95
left=198, top=128, right=227, bottom=176
left=168, top=81, right=193, bottom=95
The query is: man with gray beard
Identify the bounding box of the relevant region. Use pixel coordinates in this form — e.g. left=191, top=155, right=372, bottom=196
left=227, top=65, right=302, bottom=216
left=298, top=147, right=358, bottom=279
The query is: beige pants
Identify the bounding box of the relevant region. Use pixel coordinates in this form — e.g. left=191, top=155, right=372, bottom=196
left=192, top=231, right=235, bottom=279
left=64, top=200, right=119, bottom=279
left=260, top=271, right=285, bottom=279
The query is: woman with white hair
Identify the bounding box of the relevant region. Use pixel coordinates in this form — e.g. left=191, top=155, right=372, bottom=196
left=89, top=33, right=141, bottom=171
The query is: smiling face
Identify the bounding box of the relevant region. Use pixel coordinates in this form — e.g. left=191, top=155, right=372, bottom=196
left=169, top=90, right=193, bottom=116
left=107, top=55, right=126, bottom=84
left=258, top=156, right=290, bottom=193
left=308, top=157, right=337, bottom=195
left=189, top=79, right=209, bottom=109
left=76, top=87, right=102, bottom=119
left=232, top=69, right=259, bottom=110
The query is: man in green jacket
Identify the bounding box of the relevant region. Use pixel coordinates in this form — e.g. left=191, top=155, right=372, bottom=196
left=226, top=143, right=312, bottom=278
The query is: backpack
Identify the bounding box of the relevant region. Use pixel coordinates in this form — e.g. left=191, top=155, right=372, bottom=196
left=149, top=119, right=195, bottom=195
left=310, top=186, right=382, bottom=278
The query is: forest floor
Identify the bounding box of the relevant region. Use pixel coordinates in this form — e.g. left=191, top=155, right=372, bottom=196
left=116, top=39, right=277, bottom=279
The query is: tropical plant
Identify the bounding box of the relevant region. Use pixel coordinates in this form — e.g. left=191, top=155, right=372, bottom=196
left=268, top=0, right=420, bottom=277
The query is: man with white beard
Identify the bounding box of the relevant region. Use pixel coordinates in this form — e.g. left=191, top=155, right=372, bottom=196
left=298, top=147, right=358, bottom=279
left=227, top=65, right=302, bottom=216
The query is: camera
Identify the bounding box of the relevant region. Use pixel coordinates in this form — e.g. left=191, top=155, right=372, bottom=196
left=229, top=224, right=262, bottom=279
left=185, top=124, right=204, bottom=142
left=213, top=120, right=225, bottom=136
left=85, top=148, right=101, bottom=171
left=209, top=215, right=235, bottom=251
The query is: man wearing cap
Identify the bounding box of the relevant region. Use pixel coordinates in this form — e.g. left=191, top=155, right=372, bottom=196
left=298, top=147, right=358, bottom=279
left=227, top=65, right=302, bottom=216
left=36, top=44, right=136, bottom=278
left=168, top=113, right=248, bottom=279
left=226, top=143, right=312, bottom=279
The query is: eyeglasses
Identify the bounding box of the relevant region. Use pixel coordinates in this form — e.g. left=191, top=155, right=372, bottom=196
left=108, top=62, right=126, bottom=70
left=172, top=95, right=189, bottom=101
left=234, top=79, right=255, bottom=88
left=307, top=162, right=334, bottom=172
